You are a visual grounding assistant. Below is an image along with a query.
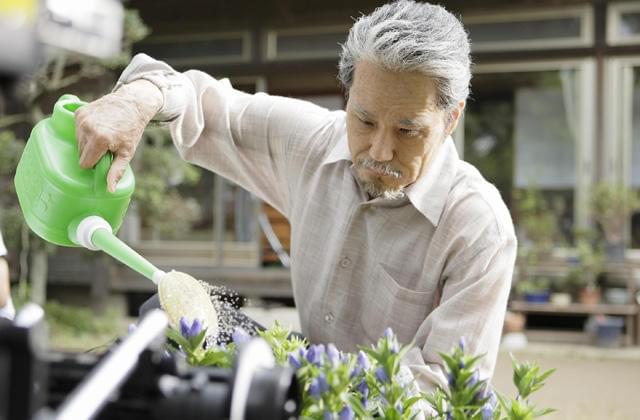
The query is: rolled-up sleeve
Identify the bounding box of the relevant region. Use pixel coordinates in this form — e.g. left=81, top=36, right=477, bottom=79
left=115, top=53, right=339, bottom=217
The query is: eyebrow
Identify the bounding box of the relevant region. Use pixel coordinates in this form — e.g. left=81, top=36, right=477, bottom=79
left=353, top=103, right=373, bottom=119
left=398, top=119, right=426, bottom=128
left=352, top=102, right=428, bottom=128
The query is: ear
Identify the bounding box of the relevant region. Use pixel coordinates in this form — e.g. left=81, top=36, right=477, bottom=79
left=446, top=100, right=466, bottom=135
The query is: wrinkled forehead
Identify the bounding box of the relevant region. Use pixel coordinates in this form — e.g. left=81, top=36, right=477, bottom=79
left=349, top=61, right=441, bottom=113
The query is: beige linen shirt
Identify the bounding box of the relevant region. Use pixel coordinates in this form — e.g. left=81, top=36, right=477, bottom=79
left=117, top=54, right=517, bottom=393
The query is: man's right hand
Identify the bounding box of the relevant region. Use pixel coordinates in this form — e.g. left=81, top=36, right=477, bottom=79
left=75, top=80, right=163, bottom=193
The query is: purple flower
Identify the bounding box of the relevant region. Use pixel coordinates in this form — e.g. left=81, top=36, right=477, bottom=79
left=467, top=370, right=479, bottom=387
left=232, top=327, right=251, bottom=345
left=384, top=327, right=394, bottom=340
left=390, top=338, right=399, bottom=354
left=358, top=380, right=369, bottom=399
left=306, top=344, right=325, bottom=366
left=353, top=351, right=370, bottom=376
left=189, top=319, right=203, bottom=338
left=447, top=372, right=455, bottom=387
left=309, top=378, right=322, bottom=398
left=482, top=402, right=494, bottom=420
left=179, top=317, right=190, bottom=337
left=318, top=373, right=329, bottom=393
left=474, top=383, right=489, bottom=402
left=179, top=317, right=203, bottom=339
left=327, top=343, right=340, bottom=365
left=459, top=337, right=466, bottom=352
left=375, top=367, right=390, bottom=383
left=339, top=405, right=354, bottom=420
left=128, top=323, right=137, bottom=333
left=459, top=360, right=466, bottom=369
left=488, top=389, right=497, bottom=407
left=309, top=374, right=329, bottom=398
left=288, top=352, right=301, bottom=369
left=323, top=411, right=332, bottom=420
left=298, top=347, right=307, bottom=360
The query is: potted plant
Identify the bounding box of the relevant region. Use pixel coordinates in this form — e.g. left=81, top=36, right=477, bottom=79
left=514, top=186, right=558, bottom=261
left=515, top=277, right=552, bottom=303
left=549, top=275, right=572, bottom=306
left=590, top=183, right=640, bottom=262
left=566, top=229, right=605, bottom=305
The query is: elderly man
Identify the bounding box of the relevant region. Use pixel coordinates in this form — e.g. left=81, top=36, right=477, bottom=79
left=76, top=0, right=516, bottom=393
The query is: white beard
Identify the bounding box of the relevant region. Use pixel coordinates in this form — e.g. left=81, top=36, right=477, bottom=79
left=361, top=180, right=406, bottom=200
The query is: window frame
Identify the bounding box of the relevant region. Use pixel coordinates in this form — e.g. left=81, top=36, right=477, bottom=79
left=463, top=5, right=594, bottom=52
left=263, top=25, right=349, bottom=61
left=136, top=31, right=252, bottom=66
left=461, top=59, right=596, bottom=230
left=607, top=1, right=640, bottom=46
left=604, top=56, right=640, bottom=250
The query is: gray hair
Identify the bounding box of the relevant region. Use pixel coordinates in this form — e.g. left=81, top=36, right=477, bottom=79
left=338, top=0, right=471, bottom=114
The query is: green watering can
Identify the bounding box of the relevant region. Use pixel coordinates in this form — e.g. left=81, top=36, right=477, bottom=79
left=14, top=94, right=219, bottom=334
left=14, top=94, right=165, bottom=284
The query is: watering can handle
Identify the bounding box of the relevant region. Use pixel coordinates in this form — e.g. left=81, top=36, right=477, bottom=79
left=94, top=153, right=113, bottom=193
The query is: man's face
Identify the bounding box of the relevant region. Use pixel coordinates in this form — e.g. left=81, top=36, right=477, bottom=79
left=346, top=61, right=462, bottom=199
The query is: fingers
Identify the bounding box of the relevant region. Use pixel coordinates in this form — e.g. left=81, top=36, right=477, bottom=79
left=76, top=106, right=110, bottom=169
left=73, top=93, right=146, bottom=192
left=79, top=136, right=109, bottom=169
left=107, top=154, right=131, bottom=193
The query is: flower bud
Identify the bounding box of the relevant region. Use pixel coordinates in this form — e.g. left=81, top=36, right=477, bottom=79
left=339, top=405, right=354, bottom=420
left=384, top=327, right=394, bottom=341
left=375, top=367, right=390, bottom=383
left=288, top=352, right=301, bottom=369
left=327, top=343, right=340, bottom=366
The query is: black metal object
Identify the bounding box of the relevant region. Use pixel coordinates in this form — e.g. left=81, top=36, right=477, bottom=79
left=0, top=305, right=300, bottom=420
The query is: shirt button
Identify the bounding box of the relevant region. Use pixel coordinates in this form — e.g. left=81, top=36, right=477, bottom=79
left=339, top=256, right=351, bottom=268
left=324, top=312, right=335, bottom=323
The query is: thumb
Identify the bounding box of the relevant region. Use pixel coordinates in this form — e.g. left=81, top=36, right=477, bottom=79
left=106, top=154, right=131, bottom=193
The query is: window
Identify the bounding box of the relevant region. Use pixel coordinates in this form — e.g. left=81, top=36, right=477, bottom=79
left=462, top=61, right=595, bottom=244
left=135, top=32, right=252, bottom=66
left=464, top=6, right=593, bottom=52
left=605, top=58, right=640, bottom=248
left=264, top=26, right=348, bottom=61
left=608, top=2, right=640, bottom=46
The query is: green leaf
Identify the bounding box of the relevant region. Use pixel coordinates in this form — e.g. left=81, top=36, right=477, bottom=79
left=347, top=394, right=371, bottom=419
left=533, top=407, right=556, bottom=417
left=166, top=328, right=191, bottom=351
left=189, top=328, right=208, bottom=349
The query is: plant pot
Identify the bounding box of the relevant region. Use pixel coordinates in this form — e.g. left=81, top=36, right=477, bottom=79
left=550, top=292, right=571, bottom=306
left=605, top=242, right=625, bottom=263
left=604, top=288, right=628, bottom=305
left=579, top=287, right=601, bottom=305
left=524, top=290, right=550, bottom=303
left=585, top=316, right=625, bottom=348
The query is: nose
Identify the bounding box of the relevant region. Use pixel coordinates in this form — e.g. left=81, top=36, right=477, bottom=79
left=368, top=131, right=394, bottom=162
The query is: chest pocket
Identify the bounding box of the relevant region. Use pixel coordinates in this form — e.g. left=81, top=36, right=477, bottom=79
left=359, top=263, right=435, bottom=345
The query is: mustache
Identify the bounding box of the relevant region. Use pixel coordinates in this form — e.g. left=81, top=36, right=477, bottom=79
left=356, top=159, right=403, bottom=179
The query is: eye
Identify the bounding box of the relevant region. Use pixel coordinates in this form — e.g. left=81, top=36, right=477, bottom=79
left=398, top=127, right=419, bottom=137
left=359, top=118, right=374, bottom=128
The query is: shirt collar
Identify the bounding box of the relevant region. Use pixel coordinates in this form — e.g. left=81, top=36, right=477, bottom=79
left=404, top=136, right=458, bottom=226
left=322, top=135, right=459, bottom=226
left=323, top=133, right=352, bottom=165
